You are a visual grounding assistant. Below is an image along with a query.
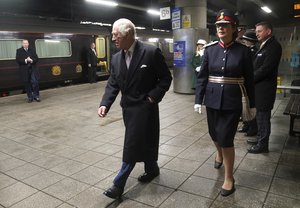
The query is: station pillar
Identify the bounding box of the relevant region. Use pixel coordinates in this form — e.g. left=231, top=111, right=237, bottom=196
left=173, top=0, right=209, bottom=94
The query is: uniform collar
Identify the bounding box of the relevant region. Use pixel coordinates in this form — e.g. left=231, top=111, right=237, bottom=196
left=218, top=40, right=234, bottom=48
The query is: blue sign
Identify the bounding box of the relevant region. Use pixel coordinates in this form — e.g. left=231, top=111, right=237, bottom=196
left=291, top=52, right=300, bottom=68
left=172, top=7, right=181, bottom=30
left=173, top=41, right=185, bottom=67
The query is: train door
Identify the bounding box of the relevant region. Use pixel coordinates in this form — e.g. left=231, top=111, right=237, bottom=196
left=95, top=36, right=109, bottom=76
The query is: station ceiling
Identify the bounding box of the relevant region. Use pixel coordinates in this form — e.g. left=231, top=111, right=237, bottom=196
left=0, top=0, right=296, bottom=32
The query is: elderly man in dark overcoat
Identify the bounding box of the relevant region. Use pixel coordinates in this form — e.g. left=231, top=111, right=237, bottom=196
left=16, top=39, right=40, bottom=102
left=248, top=22, right=282, bottom=153
left=98, top=18, right=172, bottom=199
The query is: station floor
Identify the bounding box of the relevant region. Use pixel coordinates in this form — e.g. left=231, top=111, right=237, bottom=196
left=0, top=82, right=299, bottom=208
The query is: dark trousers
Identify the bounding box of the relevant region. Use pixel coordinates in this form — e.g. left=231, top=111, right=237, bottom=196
left=88, top=66, right=97, bottom=83
left=113, top=161, right=158, bottom=189
left=256, top=110, right=271, bottom=147
left=25, top=70, right=39, bottom=99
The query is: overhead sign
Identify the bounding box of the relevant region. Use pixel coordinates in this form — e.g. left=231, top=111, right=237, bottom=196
left=172, top=8, right=181, bottom=20
left=160, top=7, right=170, bottom=20
left=172, top=7, right=181, bottom=30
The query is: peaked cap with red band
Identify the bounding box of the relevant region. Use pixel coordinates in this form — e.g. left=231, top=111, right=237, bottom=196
left=215, top=9, right=239, bottom=25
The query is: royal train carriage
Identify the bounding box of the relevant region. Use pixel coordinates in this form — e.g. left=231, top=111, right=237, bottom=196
left=0, top=16, right=173, bottom=96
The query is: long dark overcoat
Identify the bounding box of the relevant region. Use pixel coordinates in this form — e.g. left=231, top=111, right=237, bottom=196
left=16, top=47, right=39, bottom=82
left=253, top=36, right=282, bottom=111
left=100, top=41, right=172, bottom=163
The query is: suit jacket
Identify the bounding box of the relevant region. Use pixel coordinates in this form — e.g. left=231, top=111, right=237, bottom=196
left=253, top=36, right=282, bottom=111
left=195, top=41, right=255, bottom=110
left=100, top=41, right=172, bottom=162
left=86, top=48, right=98, bottom=67
left=16, top=47, right=39, bottom=82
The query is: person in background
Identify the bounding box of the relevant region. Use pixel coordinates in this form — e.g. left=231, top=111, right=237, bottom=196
left=16, top=39, right=40, bottom=103
left=238, top=30, right=258, bottom=137
left=87, top=42, right=98, bottom=83
left=247, top=22, right=282, bottom=153
left=98, top=18, right=172, bottom=199
left=191, top=39, right=207, bottom=89
left=236, top=25, right=246, bottom=43
left=194, top=9, right=255, bottom=197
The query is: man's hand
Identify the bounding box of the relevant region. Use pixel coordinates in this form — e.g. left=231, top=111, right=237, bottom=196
left=27, top=57, right=33, bottom=63
left=98, top=106, right=107, bottom=117
left=194, top=104, right=202, bottom=114
left=195, top=66, right=201, bottom=72
left=88, top=64, right=91, bottom=67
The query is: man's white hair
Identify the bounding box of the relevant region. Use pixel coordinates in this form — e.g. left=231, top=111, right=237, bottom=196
left=113, top=18, right=136, bottom=38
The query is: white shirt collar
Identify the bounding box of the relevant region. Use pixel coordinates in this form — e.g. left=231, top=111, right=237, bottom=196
left=260, top=36, right=272, bottom=48
left=126, top=40, right=137, bottom=55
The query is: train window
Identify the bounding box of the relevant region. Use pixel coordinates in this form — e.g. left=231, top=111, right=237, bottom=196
left=0, top=39, right=23, bottom=60
left=35, top=39, right=71, bottom=58
left=95, top=37, right=106, bottom=58
left=143, top=41, right=158, bottom=47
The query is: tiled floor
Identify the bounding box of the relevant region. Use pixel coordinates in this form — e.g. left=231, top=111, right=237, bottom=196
left=0, top=82, right=300, bottom=208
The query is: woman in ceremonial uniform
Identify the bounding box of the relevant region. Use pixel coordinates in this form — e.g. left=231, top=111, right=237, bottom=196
left=194, top=9, right=255, bottom=196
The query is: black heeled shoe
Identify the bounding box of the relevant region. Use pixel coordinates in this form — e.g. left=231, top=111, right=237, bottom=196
left=221, top=179, right=235, bottom=197
left=214, top=159, right=223, bottom=169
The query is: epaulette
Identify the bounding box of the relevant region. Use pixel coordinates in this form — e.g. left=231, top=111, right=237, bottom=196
left=204, top=41, right=218, bottom=48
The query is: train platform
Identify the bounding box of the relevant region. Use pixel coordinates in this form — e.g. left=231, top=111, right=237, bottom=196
left=0, top=82, right=299, bottom=208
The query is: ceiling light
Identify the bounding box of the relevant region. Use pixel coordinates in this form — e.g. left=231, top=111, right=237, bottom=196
left=147, top=9, right=160, bottom=16
left=135, top=26, right=146, bottom=30
left=148, top=38, right=158, bottom=42
left=80, top=21, right=112, bottom=26
left=164, top=38, right=173, bottom=43
left=261, top=6, right=272, bottom=13
left=86, top=0, right=118, bottom=7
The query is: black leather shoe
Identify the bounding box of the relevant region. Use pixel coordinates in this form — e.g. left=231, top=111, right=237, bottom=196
left=248, top=145, right=269, bottom=154
left=103, top=185, right=123, bottom=199
left=138, top=170, right=160, bottom=183
left=214, top=160, right=223, bottom=169
left=247, top=138, right=258, bottom=145
left=221, top=180, right=235, bottom=197
left=34, top=97, right=40, bottom=102
left=28, top=98, right=33, bottom=103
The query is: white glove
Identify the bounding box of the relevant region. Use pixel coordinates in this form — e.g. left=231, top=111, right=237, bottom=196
left=88, top=64, right=91, bottom=67
left=195, top=66, right=201, bottom=72
left=194, top=104, right=202, bottom=114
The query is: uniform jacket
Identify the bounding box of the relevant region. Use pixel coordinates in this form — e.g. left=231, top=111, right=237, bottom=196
left=16, top=47, right=39, bottom=82
left=253, top=36, right=282, bottom=111
left=100, top=41, right=172, bottom=162
left=249, top=45, right=258, bottom=60
left=87, top=48, right=98, bottom=67
left=195, top=41, right=255, bottom=110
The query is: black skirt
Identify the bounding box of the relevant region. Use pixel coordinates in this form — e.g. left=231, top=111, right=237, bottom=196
left=206, top=107, right=242, bottom=147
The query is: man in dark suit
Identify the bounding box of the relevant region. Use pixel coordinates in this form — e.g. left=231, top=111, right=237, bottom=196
left=98, top=18, right=172, bottom=199
left=248, top=22, right=282, bottom=153
left=86, top=42, right=98, bottom=83
left=16, top=39, right=40, bottom=103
